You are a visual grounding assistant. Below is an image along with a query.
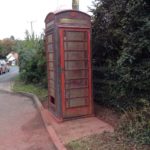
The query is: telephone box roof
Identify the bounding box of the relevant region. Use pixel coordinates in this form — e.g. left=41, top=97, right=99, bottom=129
left=45, top=9, right=90, bottom=23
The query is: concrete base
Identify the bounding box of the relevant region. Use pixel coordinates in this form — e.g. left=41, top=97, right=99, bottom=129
left=42, top=109, right=114, bottom=144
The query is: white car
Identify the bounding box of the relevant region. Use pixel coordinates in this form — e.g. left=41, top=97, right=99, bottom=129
left=0, top=60, right=10, bottom=74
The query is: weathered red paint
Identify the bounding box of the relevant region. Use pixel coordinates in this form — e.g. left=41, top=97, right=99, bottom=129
left=60, top=29, right=65, bottom=115
left=45, top=10, right=93, bottom=121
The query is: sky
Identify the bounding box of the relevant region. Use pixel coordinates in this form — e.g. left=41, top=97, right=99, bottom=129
left=0, top=0, right=93, bottom=40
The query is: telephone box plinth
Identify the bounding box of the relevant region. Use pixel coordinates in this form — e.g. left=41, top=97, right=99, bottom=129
left=45, top=10, right=93, bottom=121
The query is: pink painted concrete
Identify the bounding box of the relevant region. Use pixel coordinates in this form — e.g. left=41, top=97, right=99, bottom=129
left=0, top=91, right=56, bottom=150
left=42, top=109, right=114, bottom=144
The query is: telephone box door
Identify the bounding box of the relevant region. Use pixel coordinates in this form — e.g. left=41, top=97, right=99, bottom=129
left=60, top=28, right=93, bottom=118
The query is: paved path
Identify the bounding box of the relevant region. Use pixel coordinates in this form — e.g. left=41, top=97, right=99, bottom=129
left=0, top=67, right=56, bottom=150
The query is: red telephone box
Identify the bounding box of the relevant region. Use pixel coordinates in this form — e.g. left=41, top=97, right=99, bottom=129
left=45, top=10, right=93, bottom=121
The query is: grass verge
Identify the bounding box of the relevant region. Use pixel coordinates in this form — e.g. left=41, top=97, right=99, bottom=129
left=66, top=132, right=149, bottom=150
left=66, top=132, right=131, bottom=150
left=12, top=76, right=48, bottom=101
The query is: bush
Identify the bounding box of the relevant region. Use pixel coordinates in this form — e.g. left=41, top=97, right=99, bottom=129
left=92, top=0, right=150, bottom=109
left=18, top=32, right=47, bottom=87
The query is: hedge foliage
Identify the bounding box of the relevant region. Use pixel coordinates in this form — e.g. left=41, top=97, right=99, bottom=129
left=17, top=31, right=47, bottom=87
left=92, top=0, right=150, bottom=109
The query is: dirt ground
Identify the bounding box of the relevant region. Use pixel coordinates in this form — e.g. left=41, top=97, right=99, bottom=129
left=94, top=103, right=121, bottom=127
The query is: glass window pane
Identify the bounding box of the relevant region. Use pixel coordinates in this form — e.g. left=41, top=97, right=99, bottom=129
left=65, top=79, right=88, bottom=89
left=66, top=88, right=88, bottom=98
left=67, top=98, right=86, bottom=107
left=65, top=51, right=87, bottom=60
left=49, top=62, right=54, bottom=69
left=48, top=44, right=53, bottom=52
left=65, top=31, right=87, bottom=41
left=48, top=53, right=54, bottom=61
left=64, top=42, right=87, bottom=51
left=50, top=71, right=54, bottom=79
left=50, top=88, right=55, bottom=97
left=48, top=79, right=55, bottom=88
left=65, top=61, right=88, bottom=70
left=48, top=34, right=53, bottom=43
left=50, top=80, right=54, bottom=87
left=65, top=70, right=88, bottom=79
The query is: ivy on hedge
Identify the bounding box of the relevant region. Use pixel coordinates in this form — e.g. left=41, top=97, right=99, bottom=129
left=92, top=0, right=150, bottom=109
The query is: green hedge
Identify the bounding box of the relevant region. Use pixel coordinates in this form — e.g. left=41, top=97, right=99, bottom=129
left=92, top=0, right=150, bottom=110
left=18, top=32, right=47, bottom=87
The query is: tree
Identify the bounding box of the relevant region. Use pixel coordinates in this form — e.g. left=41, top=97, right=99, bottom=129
left=0, top=38, right=16, bottom=57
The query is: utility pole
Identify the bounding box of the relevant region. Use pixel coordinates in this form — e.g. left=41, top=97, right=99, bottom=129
left=30, top=21, right=33, bottom=34
left=57, top=0, right=59, bottom=8
left=72, top=0, right=79, bottom=10
left=27, top=21, right=36, bottom=35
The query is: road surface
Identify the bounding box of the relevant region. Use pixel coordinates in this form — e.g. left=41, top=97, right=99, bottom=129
left=0, top=66, right=19, bottom=91
left=0, top=66, right=57, bottom=150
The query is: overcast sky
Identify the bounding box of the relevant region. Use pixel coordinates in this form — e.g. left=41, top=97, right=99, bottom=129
left=0, top=0, right=93, bottom=40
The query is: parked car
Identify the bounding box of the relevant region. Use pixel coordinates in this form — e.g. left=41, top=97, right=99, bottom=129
left=0, top=63, right=3, bottom=74
left=0, top=60, right=10, bottom=74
